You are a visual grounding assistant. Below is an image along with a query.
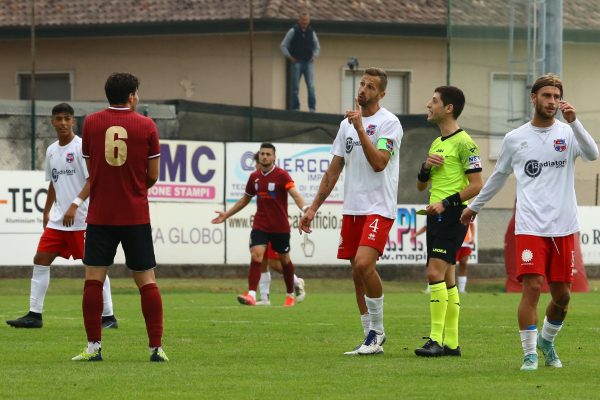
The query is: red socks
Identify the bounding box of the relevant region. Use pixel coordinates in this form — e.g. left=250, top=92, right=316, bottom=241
left=140, top=283, right=163, bottom=348
left=282, top=261, right=295, bottom=294
left=82, top=280, right=103, bottom=342
left=248, top=261, right=262, bottom=291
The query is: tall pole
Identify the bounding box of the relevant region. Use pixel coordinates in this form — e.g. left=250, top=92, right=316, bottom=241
left=248, top=0, right=254, bottom=141
left=544, top=0, right=562, bottom=76
left=30, top=0, right=37, bottom=170
left=446, top=0, right=452, bottom=85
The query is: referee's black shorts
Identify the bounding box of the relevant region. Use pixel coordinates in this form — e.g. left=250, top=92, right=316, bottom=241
left=426, top=205, right=469, bottom=265
left=84, top=223, right=156, bottom=271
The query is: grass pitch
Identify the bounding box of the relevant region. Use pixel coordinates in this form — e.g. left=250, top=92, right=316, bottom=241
left=1, top=277, right=600, bottom=399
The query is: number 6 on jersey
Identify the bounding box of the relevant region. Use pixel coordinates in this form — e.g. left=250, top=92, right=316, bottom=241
left=105, top=126, right=128, bottom=166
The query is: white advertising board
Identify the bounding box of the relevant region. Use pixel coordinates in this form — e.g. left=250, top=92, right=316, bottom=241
left=149, top=140, right=224, bottom=203
left=223, top=202, right=478, bottom=265
left=0, top=171, right=225, bottom=265
left=223, top=203, right=347, bottom=265
left=225, top=142, right=344, bottom=204
left=577, top=206, right=600, bottom=264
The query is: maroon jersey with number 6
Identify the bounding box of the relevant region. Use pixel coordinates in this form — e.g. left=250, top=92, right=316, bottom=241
left=82, top=108, right=160, bottom=225
left=245, top=166, right=295, bottom=233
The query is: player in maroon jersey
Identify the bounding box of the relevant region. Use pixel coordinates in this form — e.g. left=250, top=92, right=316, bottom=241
left=212, top=143, right=308, bottom=306
left=72, top=72, right=167, bottom=362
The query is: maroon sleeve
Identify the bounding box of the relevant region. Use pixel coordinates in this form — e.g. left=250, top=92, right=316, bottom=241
left=148, top=120, right=160, bottom=158
left=82, top=117, right=90, bottom=158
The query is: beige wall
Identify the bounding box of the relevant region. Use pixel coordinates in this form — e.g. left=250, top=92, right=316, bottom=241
left=1, top=33, right=598, bottom=207
left=451, top=38, right=600, bottom=207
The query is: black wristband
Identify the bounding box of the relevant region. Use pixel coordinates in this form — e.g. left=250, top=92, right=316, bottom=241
left=417, top=163, right=431, bottom=183
left=443, top=193, right=462, bottom=208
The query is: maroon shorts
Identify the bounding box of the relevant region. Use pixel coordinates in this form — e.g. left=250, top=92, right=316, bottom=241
left=337, top=214, right=394, bottom=260
left=515, top=234, right=575, bottom=283
left=37, top=227, right=85, bottom=260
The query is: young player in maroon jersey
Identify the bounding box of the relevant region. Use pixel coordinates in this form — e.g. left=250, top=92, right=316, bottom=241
left=212, top=143, right=308, bottom=306
left=72, top=72, right=167, bottom=362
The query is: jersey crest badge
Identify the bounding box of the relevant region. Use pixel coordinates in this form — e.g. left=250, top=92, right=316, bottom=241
left=66, top=152, right=75, bottom=163
left=366, top=124, right=377, bottom=136
left=268, top=182, right=275, bottom=191
left=554, top=139, right=567, bottom=152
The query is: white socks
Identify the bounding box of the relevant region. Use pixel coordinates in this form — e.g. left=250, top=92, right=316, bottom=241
left=87, top=341, right=101, bottom=353
left=30, top=265, right=50, bottom=314
left=541, top=317, right=563, bottom=343
left=519, top=328, right=537, bottom=356
left=293, top=274, right=300, bottom=286
left=259, top=272, right=271, bottom=301
left=248, top=290, right=257, bottom=300
left=360, top=313, right=370, bottom=337
left=102, top=275, right=114, bottom=317
left=457, top=276, right=467, bottom=293
left=364, top=295, right=384, bottom=334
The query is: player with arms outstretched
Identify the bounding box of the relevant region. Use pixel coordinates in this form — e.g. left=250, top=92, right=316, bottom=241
left=212, top=143, right=307, bottom=307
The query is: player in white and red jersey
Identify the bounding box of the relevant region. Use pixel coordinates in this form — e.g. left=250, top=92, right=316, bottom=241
left=300, top=67, right=403, bottom=355
left=212, top=143, right=308, bottom=307
left=73, top=73, right=167, bottom=362
left=6, top=103, right=117, bottom=330
left=461, top=74, right=599, bottom=371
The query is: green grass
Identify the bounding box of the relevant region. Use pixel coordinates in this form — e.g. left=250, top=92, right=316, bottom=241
left=1, top=278, right=600, bottom=399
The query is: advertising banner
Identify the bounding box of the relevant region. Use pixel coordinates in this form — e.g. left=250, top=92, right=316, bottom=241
left=149, top=140, right=224, bottom=203
left=225, top=142, right=344, bottom=204
left=223, top=203, right=347, bottom=265
left=0, top=171, right=50, bottom=265
left=223, top=202, right=478, bottom=265
left=577, top=206, right=600, bottom=264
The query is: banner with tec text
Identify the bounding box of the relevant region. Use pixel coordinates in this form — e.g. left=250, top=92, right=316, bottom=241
left=225, top=142, right=344, bottom=204
left=149, top=140, right=224, bottom=203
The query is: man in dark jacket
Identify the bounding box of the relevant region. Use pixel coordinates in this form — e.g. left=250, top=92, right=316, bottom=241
left=280, top=13, right=320, bottom=112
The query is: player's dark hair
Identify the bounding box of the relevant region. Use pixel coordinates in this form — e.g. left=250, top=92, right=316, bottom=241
left=260, top=142, right=276, bottom=153
left=435, top=86, right=465, bottom=119
left=105, top=73, right=140, bottom=105
left=52, top=102, right=74, bottom=116
left=253, top=152, right=259, bottom=162
left=531, top=73, right=563, bottom=98
left=364, top=67, right=388, bottom=92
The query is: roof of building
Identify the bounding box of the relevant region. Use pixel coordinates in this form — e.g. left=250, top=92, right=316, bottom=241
left=1, top=1, right=598, bottom=38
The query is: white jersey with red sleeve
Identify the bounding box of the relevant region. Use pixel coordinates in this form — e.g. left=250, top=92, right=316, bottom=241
left=45, top=135, right=89, bottom=231
left=472, top=119, right=598, bottom=236
left=331, top=107, right=403, bottom=219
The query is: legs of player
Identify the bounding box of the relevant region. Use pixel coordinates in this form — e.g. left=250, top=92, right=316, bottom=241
left=415, top=257, right=449, bottom=357
left=457, top=255, right=469, bottom=293
left=6, top=252, right=57, bottom=329
left=257, top=256, right=272, bottom=305
left=72, top=266, right=107, bottom=361
left=518, top=274, right=543, bottom=370
left=278, top=252, right=296, bottom=307
left=537, top=281, right=569, bottom=368
left=261, top=254, right=306, bottom=303
left=443, top=264, right=461, bottom=356
left=353, top=246, right=386, bottom=355
left=133, top=269, right=168, bottom=362
left=237, top=245, right=265, bottom=306
left=101, top=275, right=118, bottom=328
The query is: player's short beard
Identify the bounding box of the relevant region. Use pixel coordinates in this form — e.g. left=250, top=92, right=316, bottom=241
left=534, top=101, right=557, bottom=121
